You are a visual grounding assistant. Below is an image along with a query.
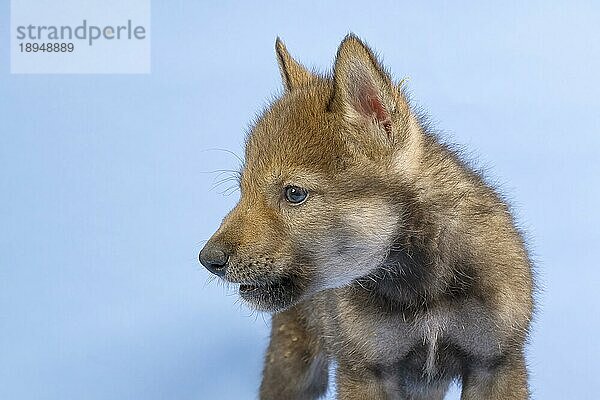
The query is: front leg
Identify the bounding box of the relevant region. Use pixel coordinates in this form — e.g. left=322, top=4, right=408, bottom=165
left=260, top=306, right=329, bottom=400
left=336, top=364, right=391, bottom=400
left=461, top=351, right=529, bottom=400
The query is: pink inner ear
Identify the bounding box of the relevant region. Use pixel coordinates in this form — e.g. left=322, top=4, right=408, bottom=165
left=355, top=84, right=392, bottom=135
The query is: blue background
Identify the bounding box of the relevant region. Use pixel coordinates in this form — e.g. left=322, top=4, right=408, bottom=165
left=1, top=1, right=599, bottom=399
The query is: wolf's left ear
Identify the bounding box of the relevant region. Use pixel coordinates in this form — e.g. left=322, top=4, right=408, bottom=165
left=330, top=34, right=402, bottom=138
left=275, top=38, right=314, bottom=91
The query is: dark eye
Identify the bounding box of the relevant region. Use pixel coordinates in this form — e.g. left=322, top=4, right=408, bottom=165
left=284, top=186, right=308, bottom=204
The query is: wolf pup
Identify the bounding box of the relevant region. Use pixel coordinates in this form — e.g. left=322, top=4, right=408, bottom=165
left=199, top=35, right=534, bottom=399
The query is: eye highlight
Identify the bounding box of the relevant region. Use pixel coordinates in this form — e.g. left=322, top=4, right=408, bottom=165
left=284, top=186, right=308, bottom=205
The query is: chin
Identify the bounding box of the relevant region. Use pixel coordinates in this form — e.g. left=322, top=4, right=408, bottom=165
left=238, top=275, right=308, bottom=313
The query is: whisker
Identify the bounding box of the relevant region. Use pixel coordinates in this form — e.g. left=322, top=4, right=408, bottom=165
left=200, top=147, right=245, bottom=165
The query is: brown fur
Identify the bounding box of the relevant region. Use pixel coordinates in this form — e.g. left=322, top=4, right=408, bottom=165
left=199, top=34, right=534, bottom=399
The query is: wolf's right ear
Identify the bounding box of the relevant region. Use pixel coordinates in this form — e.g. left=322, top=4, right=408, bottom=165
left=275, top=38, right=314, bottom=91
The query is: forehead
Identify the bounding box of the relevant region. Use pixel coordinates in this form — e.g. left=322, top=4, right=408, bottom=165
left=243, top=84, right=348, bottom=183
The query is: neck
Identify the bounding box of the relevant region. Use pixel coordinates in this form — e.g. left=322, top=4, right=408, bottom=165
left=356, top=206, right=475, bottom=311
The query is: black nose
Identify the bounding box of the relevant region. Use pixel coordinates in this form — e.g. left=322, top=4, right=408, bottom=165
left=199, top=243, right=229, bottom=278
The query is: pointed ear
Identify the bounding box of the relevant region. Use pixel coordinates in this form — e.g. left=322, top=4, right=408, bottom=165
left=275, top=37, right=314, bottom=91
left=330, top=34, right=400, bottom=137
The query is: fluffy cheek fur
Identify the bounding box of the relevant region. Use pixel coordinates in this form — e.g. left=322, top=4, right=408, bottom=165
left=222, top=195, right=398, bottom=311
left=300, top=198, right=397, bottom=291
